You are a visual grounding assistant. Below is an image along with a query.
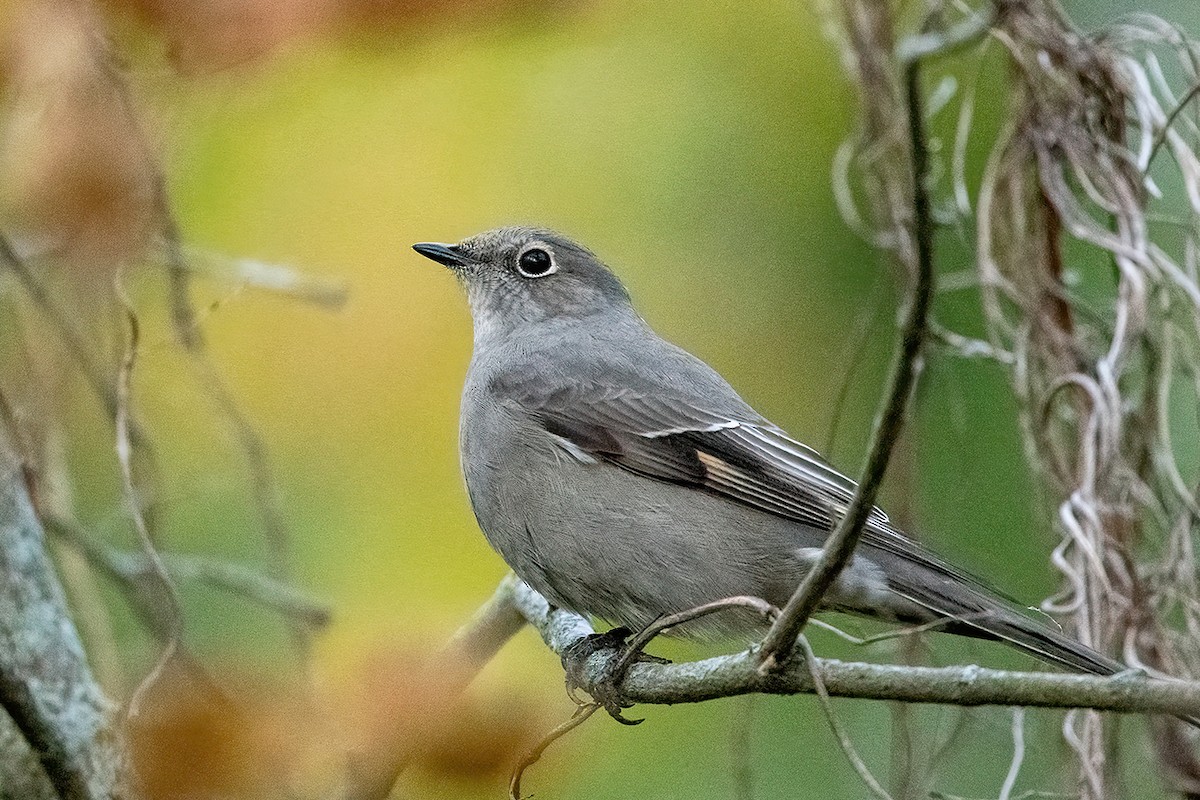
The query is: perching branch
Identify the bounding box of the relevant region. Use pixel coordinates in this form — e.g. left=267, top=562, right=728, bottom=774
left=500, top=576, right=1200, bottom=719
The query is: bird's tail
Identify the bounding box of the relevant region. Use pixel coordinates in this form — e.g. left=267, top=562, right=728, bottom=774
left=862, top=537, right=1200, bottom=730
left=940, top=599, right=1122, bottom=676
left=889, top=582, right=1122, bottom=675
left=894, top=586, right=1200, bottom=730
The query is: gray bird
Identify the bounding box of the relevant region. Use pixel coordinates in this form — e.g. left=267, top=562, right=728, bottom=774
left=413, top=226, right=1119, bottom=676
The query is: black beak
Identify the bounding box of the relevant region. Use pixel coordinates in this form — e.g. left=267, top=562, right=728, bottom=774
left=412, top=242, right=471, bottom=269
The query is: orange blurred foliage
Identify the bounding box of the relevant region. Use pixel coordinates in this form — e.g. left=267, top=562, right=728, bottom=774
left=102, top=0, right=566, bottom=73
left=336, top=645, right=546, bottom=786
left=126, top=647, right=547, bottom=798
left=127, top=665, right=322, bottom=799
left=106, top=0, right=331, bottom=72
left=0, top=0, right=158, bottom=278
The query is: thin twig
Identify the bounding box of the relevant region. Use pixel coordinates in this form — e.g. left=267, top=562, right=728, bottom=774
left=508, top=703, right=600, bottom=800
left=0, top=233, right=164, bottom=531
left=611, top=596, right=779, bottom=686
left=41, top=513, right=229, bottom=701
left=757, top=50, right=937, bottom=670
left=188, top=355, right=310, bottom=659
left=1147, top=79, right=1200, bottom=168
left=82, top=22, right=313, bottom=672
left=112, top=288, right=181, bottom=719
left=0, top=236, right=141, bottom=432
left=810, top=610, right=998, bottom=647
left=0, top=236, right=112, bottom=412
left=824, top=276, right=886, bottom=457
left=888, top=629, right=921, bottom=800
left=82, top=6, right=201, bottom=350
left=796, top=635, right=895, bottom=800
left=46, top=516, right=331, bottom=628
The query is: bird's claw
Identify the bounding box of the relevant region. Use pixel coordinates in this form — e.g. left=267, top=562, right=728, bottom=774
left=560, top=627, right=669, bottom=725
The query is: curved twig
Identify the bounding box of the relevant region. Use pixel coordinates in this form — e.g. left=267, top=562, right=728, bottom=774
left=112, top=286, right=182, bottom=720
left=610, top=596, right=780, bottom=686
left=508, top=703, right=600, bottom=800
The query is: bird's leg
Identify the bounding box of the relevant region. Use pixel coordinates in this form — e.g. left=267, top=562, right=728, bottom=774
left=559, top=625, right=669, bottom=725
left=562, top=598, right=777, bottom=723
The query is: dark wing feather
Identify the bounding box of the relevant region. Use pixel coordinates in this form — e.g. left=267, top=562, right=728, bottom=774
left=526, top=383, right=846, bottom=530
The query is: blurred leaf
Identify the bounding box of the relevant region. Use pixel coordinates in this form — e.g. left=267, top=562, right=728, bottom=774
left=101, top=0, right=572, bottom=73
left=335, top=645, right=546, bottom=787
left=126, top=664, right=324, bottom=799
left=0, top=0, right=156, bottom=278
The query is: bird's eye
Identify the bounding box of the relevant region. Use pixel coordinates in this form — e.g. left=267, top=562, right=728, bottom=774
left=517, top=248, right=556, bottom=278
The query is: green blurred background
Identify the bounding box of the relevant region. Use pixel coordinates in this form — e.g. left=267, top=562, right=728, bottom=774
left=28, top=0, right=1200, bottom=796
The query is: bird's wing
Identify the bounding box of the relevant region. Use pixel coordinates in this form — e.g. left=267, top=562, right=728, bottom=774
left=503, top=376, right=1033, bottom=598
left=500, top=377, right=987, bottom=582
left=522, top=383, right=873, bottom=532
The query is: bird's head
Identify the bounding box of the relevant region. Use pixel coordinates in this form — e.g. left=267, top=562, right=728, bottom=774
left=413, top=227, right=635, bottom=341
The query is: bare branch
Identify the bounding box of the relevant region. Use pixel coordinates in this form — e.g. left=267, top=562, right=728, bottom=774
left=80, top=5, right=201, bottom=350
left=112, top=290, right=181, bottom=720
left=46, top=516, right=331, bottom=630
left=795, top=634, right=895, bottom=800
left=506, top=578, right=1200, bottom=719
left=0, top=438, right=120, bottom=799
left=0, top=233, right=165, bottom=533
left=187, top=353, right=311, bottom=659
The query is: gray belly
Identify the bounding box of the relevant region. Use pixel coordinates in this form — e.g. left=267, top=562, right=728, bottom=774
left=461, top=406, right=901, bottom=634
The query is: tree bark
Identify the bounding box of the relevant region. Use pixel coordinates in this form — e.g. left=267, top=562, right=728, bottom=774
left=0, top=436, right=121, bottom=799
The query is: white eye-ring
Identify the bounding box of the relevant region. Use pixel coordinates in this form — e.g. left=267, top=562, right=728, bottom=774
left=516, top=246, right=557, bottom=278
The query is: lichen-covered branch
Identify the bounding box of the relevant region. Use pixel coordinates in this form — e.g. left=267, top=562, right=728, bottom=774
left=0, top=438, right=120, bottom=799
left=497, top=576, right=1200, bottom=719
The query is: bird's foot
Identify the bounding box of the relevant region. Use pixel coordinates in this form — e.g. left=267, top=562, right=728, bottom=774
left=560, top=627, right=669, bottom=725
